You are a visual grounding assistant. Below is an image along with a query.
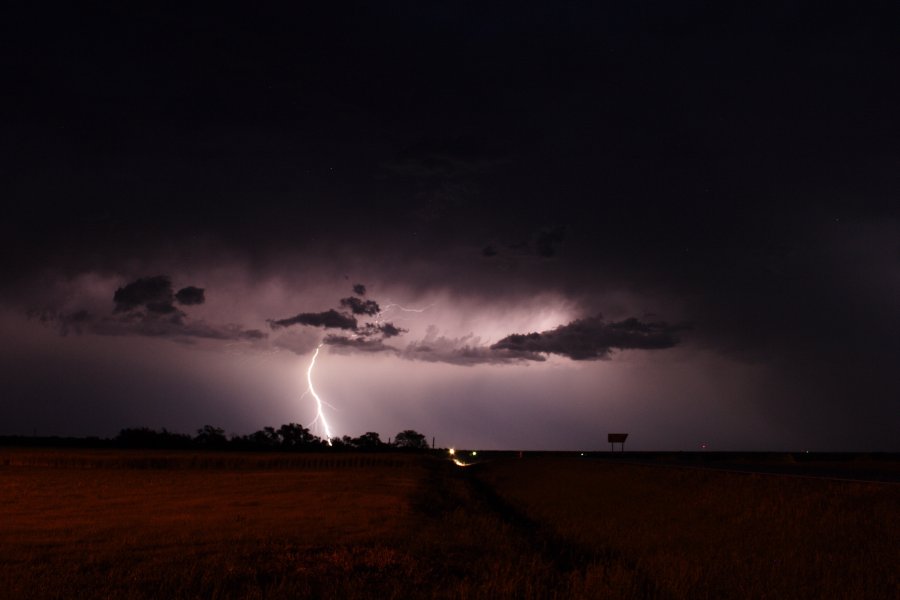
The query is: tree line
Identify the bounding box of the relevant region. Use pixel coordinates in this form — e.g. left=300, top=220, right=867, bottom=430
left=112, top=424, right=431, bottom=451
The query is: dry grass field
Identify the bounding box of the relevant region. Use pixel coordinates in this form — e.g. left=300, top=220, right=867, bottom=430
left=1, top=449, right=897, bottom=599
left=474, top=456, right=900, bottom=599
left=0, top=449, right=585, bottom=599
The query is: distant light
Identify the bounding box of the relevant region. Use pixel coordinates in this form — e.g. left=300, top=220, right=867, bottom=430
left=448, top=448, right=455, bottom=455
left=580, top=452, right=584, bottom=456
left=471, top=451, right=477, bottom=457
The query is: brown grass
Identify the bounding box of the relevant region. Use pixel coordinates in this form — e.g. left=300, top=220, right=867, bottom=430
left=0, top=451, right=423, bottom=599
left=0, top=450, right=589, bottom=599
left=2, top=449, right=897, bottom=599
left=474, top=457, right=900, bottom=599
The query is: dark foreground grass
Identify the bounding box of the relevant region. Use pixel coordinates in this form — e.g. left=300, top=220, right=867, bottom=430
left=0, top=450, right=613, bottom=599
left=474, top=456, right=900, bottom=600
left=2, top=449, right=897, bottom=599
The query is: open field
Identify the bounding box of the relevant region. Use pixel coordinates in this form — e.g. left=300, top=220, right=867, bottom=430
left=0, top=449, right=581, bottom=599
left=1, top=449, right=897, bottom=599
left=474, top=456, right=900, bottom=599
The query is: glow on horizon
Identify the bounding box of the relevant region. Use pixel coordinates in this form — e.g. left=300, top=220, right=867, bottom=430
left=306, top=344, right=334, bottom=444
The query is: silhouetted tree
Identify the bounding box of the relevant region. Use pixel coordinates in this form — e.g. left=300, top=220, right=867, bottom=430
left=245, top=426, right=280, bottom=449
left=352, top=431, right=384, bottom=449
left=277, top=423, right=321, bottom=449
left=328, top=436, right=354, bottom=451
left=194, top=425, right=228, bottom=447
left=116, top=427, right=159, bottom=448
left=393, top=429, right=428, bottom=450
left=116, top=427, right=191, bottom=449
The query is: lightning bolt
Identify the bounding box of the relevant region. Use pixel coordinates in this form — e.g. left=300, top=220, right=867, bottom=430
left=298, top=295, right=431, bottom=445
left=306, top=344, right=334, bottom=445
left=373, top=301, right=434, bottom=327
left=379, top=302, right=433, bottom=317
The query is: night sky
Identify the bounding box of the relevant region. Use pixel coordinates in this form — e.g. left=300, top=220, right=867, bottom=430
left=2, top=2, right=898, bottom=450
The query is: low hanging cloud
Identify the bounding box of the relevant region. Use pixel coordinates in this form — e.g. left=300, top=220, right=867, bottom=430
left=490, top=316, right=683, bottom=360
left=267, top=282, right=685, bottom=364
left=88, top=314, right=265, bottom=342
left=112, top=276, right=206, bottom=317
left=101, top=275, right=688, bottom=365
left=175, top=286, right=205, bottom=305
left=35, top=275, right=263, bottom=343
left=268, top=309, right=358, bottom=330
left=339, top=296, right=380, bottom=316
left=269, top=285, right=406, bottom=352
left=113, top=275, right=177, bottom=313
left=35, top=308, right=267, bottom=343
left=323, top=334, right=399, bottom=354
left=35, top=276, right=682, bottom=363
left=327, top=313, right=684, bottom=366
left=359, top=322, right=406, bottom=338
left=534, top=226, right=566, bottom=258
left=401, top=327, right=546, bottom=366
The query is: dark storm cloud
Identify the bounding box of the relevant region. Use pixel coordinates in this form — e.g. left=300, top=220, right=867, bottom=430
left=402, top=329, right=546, bottom=366
left=298, top=323, right=546, bottom=365
left=268, top=289, right=399, bottom=341
left=146, top=302, right=180, bottom=315
left=384, top=135, right=508, bottom=226
left=113, top=276, right=206, bottom=318
left=352, top=284, right=366, bottom=296
left=29, top=309, right=93, bottom=337
left=534, top=226, right=566, bottom=258
left=478, top=227, right=566, bottom=262
left=175, top=286, right=205, bottom=305
left=111, top=275, right=211, bottom=325
left=339, top=297, right=380, bottom=316
left=357, top=322, right=406, bottom=338
left=31, top=275, right=265, bottom=344
left=274, top=287, right=409, bottom=353
left=104, top=318, right=266, bottom=342
left=375, top=322, right=404, bottom=338
left=267, top=309, right=358, bottom=331
left=113, top=276, right=175, bottom=313
left=405, top=344, right=548, bottom=366
left=391, top=136, right=504, bottom=177
left=316, top=312, right=684, bottom=366
left=396, top=316, right=682, bottom=366
left=323, top=335, right=399, bottom=354
left=491, top=316, right=683, bottom=360
left=36, top=309, right=266, bottom=343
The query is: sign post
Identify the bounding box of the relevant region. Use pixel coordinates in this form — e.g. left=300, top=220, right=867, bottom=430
left=607, top=433, right=628, bottom=452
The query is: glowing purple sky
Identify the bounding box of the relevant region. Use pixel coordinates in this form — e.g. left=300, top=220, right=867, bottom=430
left=2, top=3, right=898, bottom=450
